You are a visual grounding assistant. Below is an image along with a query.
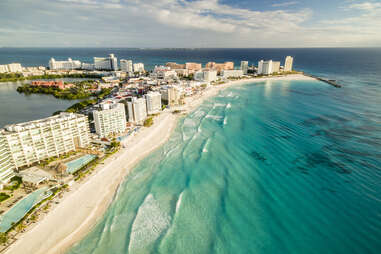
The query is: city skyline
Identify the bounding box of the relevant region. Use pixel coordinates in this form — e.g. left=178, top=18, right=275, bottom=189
left=0, top=0, right=380, bottom=48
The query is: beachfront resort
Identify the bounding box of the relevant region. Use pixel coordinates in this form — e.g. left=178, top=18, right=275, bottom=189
left=0, top=54, right=296, bottom=252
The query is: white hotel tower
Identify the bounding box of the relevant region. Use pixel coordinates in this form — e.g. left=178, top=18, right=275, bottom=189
left=127, top=98, right=147, bottom=124
left=144, top=92, right=162, bottom=115
left=0, top=113, right=90, bottom=183
left=93, top=101, right=127, bottom=138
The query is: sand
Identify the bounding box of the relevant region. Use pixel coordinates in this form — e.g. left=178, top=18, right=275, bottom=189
left=4, top=74, right=314, bottom=254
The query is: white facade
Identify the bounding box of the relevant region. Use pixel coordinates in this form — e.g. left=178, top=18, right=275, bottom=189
left=0, top=65, right=8, bottom=73
left=133, top=63, right=145, bottom=73
left=221, top=69, right=244, bottom=78
left=0, top=113, right=90, bottom=182
left=94, top=54, right=118, bottom=71
left=49, top=58, right=81, bottom=70
left=93, top=102, right=126, bottom=138
left=257, top=60, right=280, bottom=75
left=194, top=70, right=217, bottom=82
left=284, top=56, right=293, bottom=72
left=7, top=63, right=23, bottom=73
left=82, top=63, right=95, bottom=70
left=160, top=86, right=180, bottom=106
left=127, top=97, right=147, bottom=124
left=0, top=134, right=15, bottom=184
left=145, top=92, right=162, bottom=115
left=120, top=59, right=133, bottom=73
left=240, top=61, right=249, bottom=74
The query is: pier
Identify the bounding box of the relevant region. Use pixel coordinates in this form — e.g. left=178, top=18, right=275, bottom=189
left=304, top=73, right=342, bottom=88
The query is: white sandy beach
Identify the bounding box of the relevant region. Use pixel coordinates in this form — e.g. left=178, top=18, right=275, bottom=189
left=4, top=74, right=315, bottom=254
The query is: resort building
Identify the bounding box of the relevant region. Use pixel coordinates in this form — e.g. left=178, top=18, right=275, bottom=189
left=258, top=60, right=281, bottom=75
left=160, top=86, right=180, bottom=106
left=284, top=56, right=294, bottom=72
left=133, top=63, right=145, bottom=73
left=194, top=70, right=218, bottom=82
left=0, top=133, right=15, bottom=185
left=31, top=80, right=74, bottom=90
left=7, top=63, right=23, bottom=73
left=120, top=59, right=133, bottom=73
left=145, top=92, right=162, bottom=115
left=185, top=62, right=202, bottom=72
left=153, top=66, right=178, bottom=80
left=49, top=58, right=81, bottom=70
left=94, top=54, right=118, bottom=71
left=205, top=62, right=234, bottom=73
left=166, top=62, right=186, bottom=69
left=0, top=113, right=90, bottom=174
left=93, top=101, right=127, bottom=138
left=221, top=70, right=244, bottom=78
left=127, top=97, right=147, bottom=124
left=241, top=61, right=249, bottom=74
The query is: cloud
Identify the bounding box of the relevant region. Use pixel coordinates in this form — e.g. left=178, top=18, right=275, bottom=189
left=0, top=0, right=380, bottom=47
left=272, top=1, right=299, bottom=7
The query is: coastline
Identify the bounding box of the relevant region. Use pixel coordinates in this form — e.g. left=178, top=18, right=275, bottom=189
left=4, top=74, right=315, bottom=254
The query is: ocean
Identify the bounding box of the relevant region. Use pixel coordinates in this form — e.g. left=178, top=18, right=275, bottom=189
left=1, top=48, right=381, bottom=253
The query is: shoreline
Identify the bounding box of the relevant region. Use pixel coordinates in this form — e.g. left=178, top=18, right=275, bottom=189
left=4, top=74, right=315, bottom=254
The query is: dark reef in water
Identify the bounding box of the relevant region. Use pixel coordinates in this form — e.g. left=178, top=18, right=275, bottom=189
left=250, top=151, right=267, bottom=162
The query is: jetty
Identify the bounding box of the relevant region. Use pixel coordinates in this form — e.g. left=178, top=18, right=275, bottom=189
left=304, top=73, right=342, bottom=88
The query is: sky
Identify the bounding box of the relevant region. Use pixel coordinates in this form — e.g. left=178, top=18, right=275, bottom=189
left=0, top=0, right=380, bottom=48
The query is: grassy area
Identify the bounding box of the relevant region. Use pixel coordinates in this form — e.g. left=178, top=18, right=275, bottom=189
left=0, top=193, right=10, bottom=203
left=143, top=117, right=153, bottom=127
left=0, top=73, right=102, bottom=83
left=4, top=176, right=22, bottom=191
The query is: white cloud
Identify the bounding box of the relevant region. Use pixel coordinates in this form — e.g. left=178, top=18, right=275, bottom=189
left=272, top=1, right=299, bottom=7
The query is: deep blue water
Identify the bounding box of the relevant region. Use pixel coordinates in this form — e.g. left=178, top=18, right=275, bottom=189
left=1, top=48, right=380, bottom=253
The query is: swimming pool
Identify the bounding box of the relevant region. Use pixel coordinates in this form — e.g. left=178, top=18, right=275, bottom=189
left=0, top=187, right=52, bottom=233
left=65, top=154, right=97, bottom=174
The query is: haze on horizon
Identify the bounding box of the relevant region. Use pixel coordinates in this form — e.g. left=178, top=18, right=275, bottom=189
left=0, top=0, right=380, bottom=48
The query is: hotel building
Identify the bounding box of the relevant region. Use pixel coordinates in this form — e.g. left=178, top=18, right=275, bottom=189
left=0, top=63, right=23, bottom=73
left=0, top=113, right=90, bottom=183
left=160, top=86, right=180, bottom=106
left=241, top=61, right=249, bottom=74
left=127, top=97, right=147, bottom=124
left=94, top=54, right=118, bottom=71
left=93, top=101, right=127, bottom=138
left=49, top=58, right=81, bottom=70
left=0, top=134, right=15, bottom=184
left=221, top=69, right=244, bottom=78
left=194, top=70, right=218, bottom=82
left=258, top=60, right=280, bottom=75
left=133, top=63, right=145, bottom=73
left=145, top=92, right=162, bottom=115
left=284, top=56, right=294, bottom=72
left=120, top=59, right=133, bottom=73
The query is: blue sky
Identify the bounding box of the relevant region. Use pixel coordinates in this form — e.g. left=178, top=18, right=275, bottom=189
left=0, top=0, right=380, bottom=47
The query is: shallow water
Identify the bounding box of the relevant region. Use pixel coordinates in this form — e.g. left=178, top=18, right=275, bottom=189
left=68, top=78, right=381, bottom=254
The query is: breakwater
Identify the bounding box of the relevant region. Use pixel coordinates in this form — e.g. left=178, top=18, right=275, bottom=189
left=304, top=73, right=342, bottom=87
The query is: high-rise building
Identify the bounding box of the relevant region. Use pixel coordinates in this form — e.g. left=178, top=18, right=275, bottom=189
left=0, top=65, right=9, bottom=73
left=284, top=56, right=293, bottom=72
left=120, top=59, right=133, bottom=73
left=160, top=86, right=180, bottom=106
left=49, top=58, right=81, bottom=70
left=205, top=62, right=234, bottom=72
left=240, top=61, right=249, bottom=74
left=94, top=54, right=118, bottom=71
left=185, top=62, right=202, bottom=72
left=221, top=70, right=244, bottom=78
left=7, top=63, right=23, bottom=73
left=194, top=70, right=217, bottom=82
left=145, top=92, right=162, bottom=115
left=93, top=102, right=127, bottom=138
left=133, top=63, right=145, bottom=73
left=127, top=97, right=147, bottom=124
left=257, top=60, right=281, bottom=75
left=0, top=113, right=90, bottom=182
left=0, top=134, right=15, bottom=184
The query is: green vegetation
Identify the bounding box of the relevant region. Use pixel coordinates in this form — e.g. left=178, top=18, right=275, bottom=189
left=64, top=88, right=112, bottom=113
left=110, top=140, right=120, bottom=148
left=0, top=73, right=101, bottom=83
left=4, top=176, right=22, bottom=191
left=0, top=232, right=8, bottom=244
left=201, top=84, right=207, bottom=89
left=0, top=193, right=10, bottom=203
left=143, top=117, right=154, bottom=127
left=16, top=80, right=100, bottom=100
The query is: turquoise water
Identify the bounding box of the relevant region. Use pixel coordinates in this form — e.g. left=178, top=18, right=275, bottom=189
left=68, top=79, right=381, bottom=254
left=0, top=187, right=51, bottom=232
left=66, top=155, right=97, bottom=174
